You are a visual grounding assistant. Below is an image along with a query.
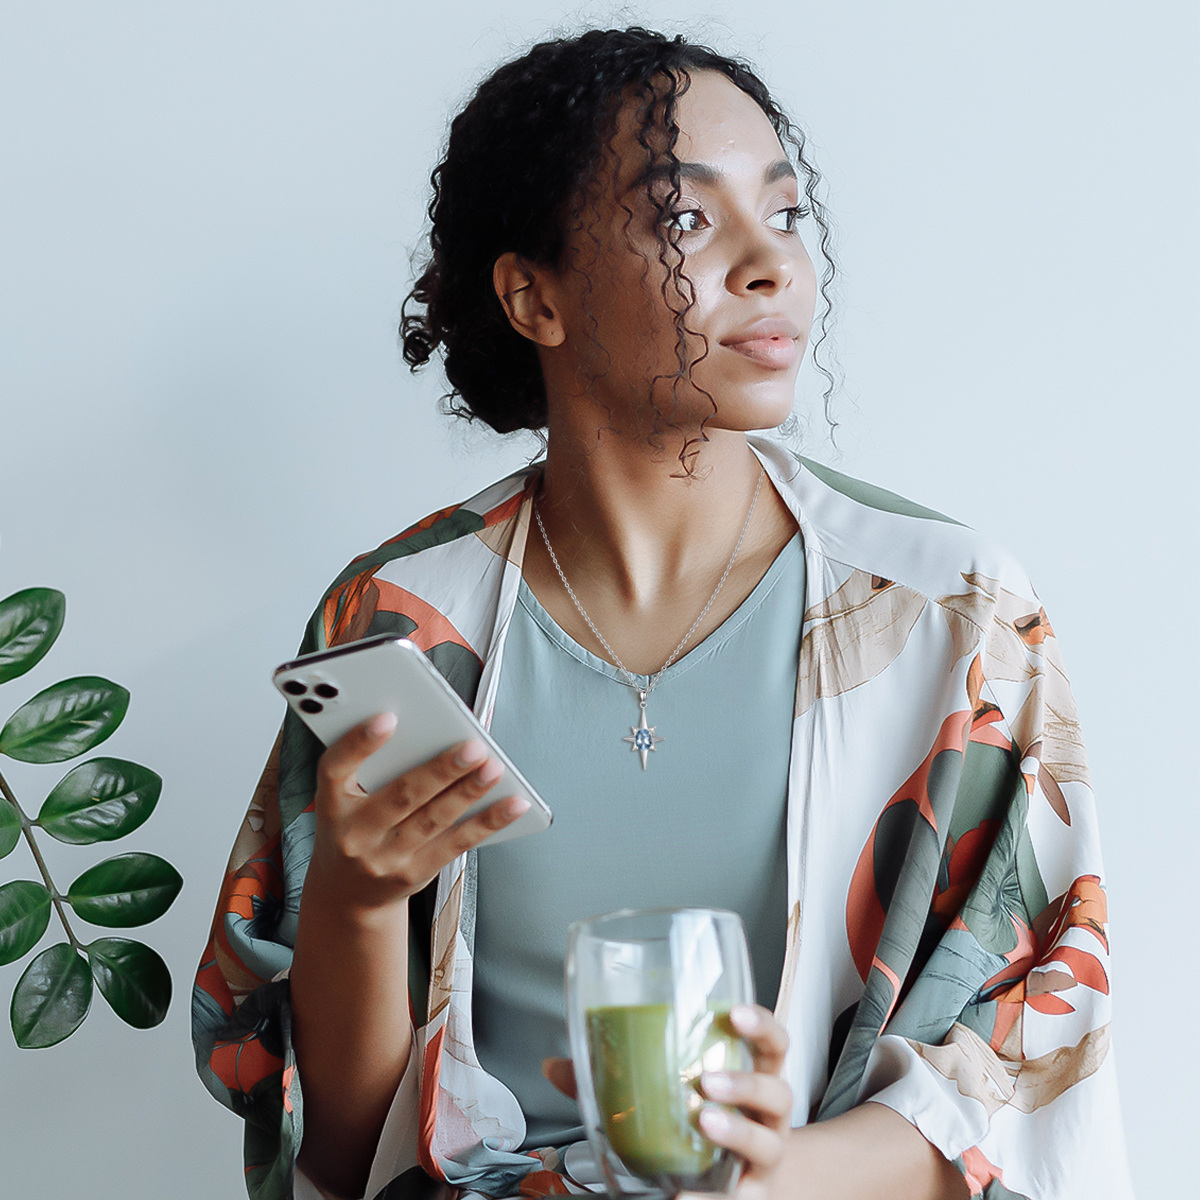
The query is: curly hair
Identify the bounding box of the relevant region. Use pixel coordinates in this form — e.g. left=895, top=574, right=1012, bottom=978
left=400, top=26, right=841, bottom=470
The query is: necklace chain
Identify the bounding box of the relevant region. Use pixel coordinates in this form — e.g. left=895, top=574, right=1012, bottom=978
left=533, top=466, right=765, bottom=703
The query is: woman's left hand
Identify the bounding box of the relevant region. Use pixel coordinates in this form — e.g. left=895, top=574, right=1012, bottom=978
left=681, top=1002, right=792, bottom=1200
left=541, top=1002, right=792, bottom=1200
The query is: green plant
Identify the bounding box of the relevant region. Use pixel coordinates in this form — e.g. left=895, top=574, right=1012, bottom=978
left=0, top=586, right=180, bottom=1047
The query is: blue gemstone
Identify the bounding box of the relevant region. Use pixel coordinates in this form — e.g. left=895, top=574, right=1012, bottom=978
left=634, top=729, right=653, bottom=750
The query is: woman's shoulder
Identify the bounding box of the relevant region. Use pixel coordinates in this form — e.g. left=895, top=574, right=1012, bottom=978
left=306, top=464, right=536, bottom=652
left=328, top=466, right=534, bottom=588
left=772, top=448, right=1040, bottom=608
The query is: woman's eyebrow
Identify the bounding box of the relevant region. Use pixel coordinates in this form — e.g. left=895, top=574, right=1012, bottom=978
left=626, top=161, right=720, bottom=191
left=628, top=158, right=796, bottom=192
left=764, top=159, right=797, bottom=185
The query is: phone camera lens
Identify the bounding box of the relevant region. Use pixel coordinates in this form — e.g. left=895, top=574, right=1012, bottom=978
left=314, top=683, right=339, bottom=699
left=283, top=680, right=308, bottom=695
left=299, top=698, right=323, bottom=714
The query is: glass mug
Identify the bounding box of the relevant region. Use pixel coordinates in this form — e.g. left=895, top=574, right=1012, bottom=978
left=565, top=908, right=755, bottom=1196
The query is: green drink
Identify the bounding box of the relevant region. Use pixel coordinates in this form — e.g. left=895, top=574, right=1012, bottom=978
left=568, top=908, right=754, bottom=1195
left=586, top=1003, right=749, bottom=1187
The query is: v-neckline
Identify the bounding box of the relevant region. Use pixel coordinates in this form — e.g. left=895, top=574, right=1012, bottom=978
left=514, top=530, right=802, bottom=689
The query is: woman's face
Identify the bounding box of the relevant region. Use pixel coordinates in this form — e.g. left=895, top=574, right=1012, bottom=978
left=545, top=70, right=819, bottom=440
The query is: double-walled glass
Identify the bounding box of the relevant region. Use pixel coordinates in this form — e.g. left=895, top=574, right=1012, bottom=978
left=565, top=908, right=754, bottom=1196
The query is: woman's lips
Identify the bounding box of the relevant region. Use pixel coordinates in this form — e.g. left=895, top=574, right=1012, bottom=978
left=720, top=318, right=801, bottom=370
left=723, top=335, right=798, bottom=369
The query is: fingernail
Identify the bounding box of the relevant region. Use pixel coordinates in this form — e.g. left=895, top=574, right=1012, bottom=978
left=456, top=739, right=487, bottom=766
left=701, top=1071, right=733, bottom=1099
left=730, top=1004, right=759, bottom=1032
left=506, top=797, right=531, bottom=816
left=367, top=712, right=397, bottom=737
left=699, top=1105, right=731, bottom=1135
left=475, top=758, right=503, bottom=786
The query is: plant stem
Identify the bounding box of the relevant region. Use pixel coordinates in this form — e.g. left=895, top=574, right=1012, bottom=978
left=0, top=765, right=83, bottom=952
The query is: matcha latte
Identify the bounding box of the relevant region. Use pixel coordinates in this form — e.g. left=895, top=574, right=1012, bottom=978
left=586, top=1002, right=748, bottom=1184
left=566, top=908, right=755, bottom=1195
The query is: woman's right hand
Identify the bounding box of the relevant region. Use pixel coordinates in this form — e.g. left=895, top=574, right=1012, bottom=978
left=308, top=711, right=530, bottom=913
left=294, top=711, right=523, bottom=1194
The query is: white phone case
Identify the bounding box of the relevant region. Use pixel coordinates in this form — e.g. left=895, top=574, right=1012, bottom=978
left=273, top=634, right=552, bottom=846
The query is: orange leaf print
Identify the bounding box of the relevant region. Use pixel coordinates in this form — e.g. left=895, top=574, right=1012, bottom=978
left=931, top=819, right=1002, bottom=926
left=990, top=987, right=1023, bottom=1058
left=1026, top=992, right=1075, bottom=1016
left=519, top=1170, right=574, bottom=1196
left=323, top=570, right=382, bottom=646
left=1036, top=875, right=1109, bottom=954
left=482, top=490, right=525, bottom=528
left=418, top=1024, right=448, bottom=1182
left=966, top=653, right=985, bottom=712
left=210, top=1035, right=284, bottom=1096
left=960, top=1146, right=1006, bottom=1196
left=1045, top=944, right=1109, bottom=995
left=846, top=711, right=970, bottom=981
left=372, top=579, right=478, bottom=660
left=1037, top=762, right=1071, bottom=825
left=1015, top=607, right=1054, bottom=646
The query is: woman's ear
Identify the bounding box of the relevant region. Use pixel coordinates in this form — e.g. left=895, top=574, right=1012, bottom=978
left=492, top=252, right=565, bottom=347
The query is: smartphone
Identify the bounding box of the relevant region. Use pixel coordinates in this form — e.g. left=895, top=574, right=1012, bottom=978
left=273, top=634, right=552, bottom=846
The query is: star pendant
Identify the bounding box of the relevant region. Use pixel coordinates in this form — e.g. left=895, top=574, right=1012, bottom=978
left=622, top=702, right=664, bottom=770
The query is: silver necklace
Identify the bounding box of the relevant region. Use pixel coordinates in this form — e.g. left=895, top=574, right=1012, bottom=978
left=533, top=466, right=765, bottom=769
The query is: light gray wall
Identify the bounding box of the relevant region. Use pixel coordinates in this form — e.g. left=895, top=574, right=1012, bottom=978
left=0, top=2, right=1194, bottom=1195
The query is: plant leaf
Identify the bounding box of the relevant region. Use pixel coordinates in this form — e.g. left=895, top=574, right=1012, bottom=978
left=38, top=758, right=162, bottom=845
left=0, top=677, right=129, bottom=764
left=67, top=853, right=182, bottom=927
left=0, top=880, right=52, bottom=965
left=86, top=937, right=171, bottom=1028
left=0, top=589, right=65, bottom=685
left=0, top=798, right=20, bottom=860
left=10, top=942, right=93, bottom=1048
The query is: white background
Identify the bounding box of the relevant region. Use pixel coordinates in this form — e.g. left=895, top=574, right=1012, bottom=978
left=0, top=2, right=1195, bottom=1196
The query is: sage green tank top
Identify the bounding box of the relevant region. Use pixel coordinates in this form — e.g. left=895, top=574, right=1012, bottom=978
left=473, top=532, right=804, bottom=1149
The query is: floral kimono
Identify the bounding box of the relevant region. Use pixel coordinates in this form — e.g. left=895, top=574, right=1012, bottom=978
left=192, top=437, right=1131, bottom=1200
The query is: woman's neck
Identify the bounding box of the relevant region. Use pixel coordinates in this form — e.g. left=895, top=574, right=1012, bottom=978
left=537, top=426, right=763, bottom=603
left=524, top=422, right=798, bottom=675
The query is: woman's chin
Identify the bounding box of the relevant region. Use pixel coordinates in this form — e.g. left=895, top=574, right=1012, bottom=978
left=704, top=392, right=799, bottom=435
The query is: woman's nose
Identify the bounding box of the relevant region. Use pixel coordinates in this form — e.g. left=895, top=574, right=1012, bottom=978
left=725, top=225, right=795, bottom=295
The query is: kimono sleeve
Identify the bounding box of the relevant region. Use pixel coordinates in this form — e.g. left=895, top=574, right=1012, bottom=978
left=819, top=580, right=1132, bottom=1200
left=190, top=701, right=318, bottom=1200
left=191, top=594, right=443, bottom=1200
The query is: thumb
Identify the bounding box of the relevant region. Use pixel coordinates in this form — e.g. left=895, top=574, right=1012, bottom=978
left=541, top=1056, right=578, bottom=1100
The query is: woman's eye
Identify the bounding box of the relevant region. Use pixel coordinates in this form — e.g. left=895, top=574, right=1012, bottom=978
left=766, top=204, right=811, bottom=233
left=667, top=208, right=708, bottom=233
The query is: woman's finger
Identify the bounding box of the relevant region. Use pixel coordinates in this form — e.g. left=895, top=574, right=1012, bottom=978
left=389, top=752, right=504, bottom=837
left=700, top=1070, right=791, bottom=1127
left=410, top=792, right=530, bottom=877
left=315, top=712, right=399, bottom=800
left=697, top=1104, right=785, bottom=1174
left=541, top=1057, right=577, bottom=1099
left=730, top=1004, right=789, bottom=1077
left=371, top=738, right=491, bottom=821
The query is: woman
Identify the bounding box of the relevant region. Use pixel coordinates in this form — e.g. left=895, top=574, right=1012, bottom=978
left=193, top=28, right=1128, bottom=1200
